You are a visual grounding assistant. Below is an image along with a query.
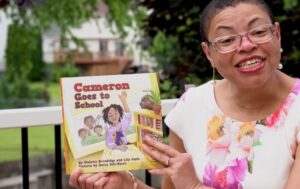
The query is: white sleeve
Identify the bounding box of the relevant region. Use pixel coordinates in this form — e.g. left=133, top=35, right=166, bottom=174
left=290, top=94, right=300, bottom=143
left=293, top=95, right=300, bottom=143
left=164, top=93, right=187, bottom=139
left=297, top=125, right=300, bottom=143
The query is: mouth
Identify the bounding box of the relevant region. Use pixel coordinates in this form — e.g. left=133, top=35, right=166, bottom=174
left=236, top=57, right=265, bottom=72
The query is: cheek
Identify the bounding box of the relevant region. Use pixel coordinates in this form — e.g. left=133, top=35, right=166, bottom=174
left=264, top=43, right=281, bottom=66
left=270, top=51, right=280, bottom=65
left=211, top=49, right=233, bottom=64
left=212, top=54, right=234, bottom=75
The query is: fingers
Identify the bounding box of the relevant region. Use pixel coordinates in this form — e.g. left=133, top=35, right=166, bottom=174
left=85, top=173, right=109, bottom=189
left=142, top=141, right=173, bottom=167
left=78, top=173, right=94, bottom=189
left=148, top=168, right=168, bottom=175
left=69, top=168, right=82, bottom=188
left=144, top=135, right=179, bottom=157
left=70, top=169, right=109, bottom=189
left=94, top=177, right=109, bottom=188
left=165, top=156, right=171, bottom=166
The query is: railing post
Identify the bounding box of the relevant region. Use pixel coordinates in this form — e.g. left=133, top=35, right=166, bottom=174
left=0, top=102, right=177, bottom=189
left=145, top=169, right=152, bottom=186
left=21, top=127, right=29, bottom=189
left=55, top=124, right=62, bottom=189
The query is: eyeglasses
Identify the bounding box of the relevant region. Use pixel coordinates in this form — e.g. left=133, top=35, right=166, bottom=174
left=208, top=24, right=275, bottom=54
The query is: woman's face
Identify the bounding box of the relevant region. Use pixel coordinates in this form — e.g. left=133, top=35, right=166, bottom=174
left=108, top=107, right=120, bottom=124
left=201, top=3, right=281, bottom=89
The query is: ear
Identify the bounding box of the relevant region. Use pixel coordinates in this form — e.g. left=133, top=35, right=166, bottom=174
left=201, top=42, right=215, bottom=67
left=274, top=22, right=281, bottom=42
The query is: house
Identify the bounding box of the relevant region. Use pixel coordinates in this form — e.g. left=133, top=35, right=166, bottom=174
left=0, top=12, right=152, bottom=75
left=0, top=11, right=9, bottom=73
left=47, top=18, right=133, bottom=75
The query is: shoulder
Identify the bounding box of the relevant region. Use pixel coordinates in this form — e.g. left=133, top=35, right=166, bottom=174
left=180, top=80, right=214, bottom=104
left=188, top=80, right=214, bottom=92
left=166, top=80, right=215, bottom=118
left=289, top=91, right=300, bottom=115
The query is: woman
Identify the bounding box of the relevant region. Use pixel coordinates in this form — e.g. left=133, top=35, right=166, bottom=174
left=69, top=0, right=300, bottom=188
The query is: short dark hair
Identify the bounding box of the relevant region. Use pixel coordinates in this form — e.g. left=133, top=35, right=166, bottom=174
left=200, top=0, right=275, bottom=42
left=84, top=115, right=94, bottom=124
left=78, top=128, right=87, bottom=136
left=102, top=104, right=124, bottom=125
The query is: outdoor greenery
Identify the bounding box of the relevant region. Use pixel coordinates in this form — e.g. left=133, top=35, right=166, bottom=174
left=138, top=0, right=300, bottom=97
left=6, top=23, right=44, bottom=81
left=0, top=0, right=141, bottom=108
left=0, top=22, right=47, bottom=108
left=1, top=0, right=299, bottom=104
left=0, top=82, right=61, bottom=163
left=0, top=126, right=56, bottom=163
left=0, top=0, right=300, bottom=162
left=0, top=0, right=143, bottom=162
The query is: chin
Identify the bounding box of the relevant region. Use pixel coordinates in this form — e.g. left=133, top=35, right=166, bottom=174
left=241, top=77, right=269, bottom=89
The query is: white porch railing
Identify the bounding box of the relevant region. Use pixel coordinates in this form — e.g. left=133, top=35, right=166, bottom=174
left=0, top=99, right=178, bottom=189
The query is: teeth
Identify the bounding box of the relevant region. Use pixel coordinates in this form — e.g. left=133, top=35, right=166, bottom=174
left=239, top=59, right=261, bottom=67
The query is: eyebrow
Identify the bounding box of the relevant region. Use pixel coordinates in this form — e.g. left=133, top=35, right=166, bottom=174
left=248, top=17, right=262, bottom=27
left=214, top=17, right=265, bottom=32
left=214, top=25, right=234, bottom=32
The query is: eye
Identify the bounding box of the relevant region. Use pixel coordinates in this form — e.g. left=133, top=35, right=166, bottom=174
left=250, top=26, right=269, bottom=37
left=215, top=35, right=237, bottom=46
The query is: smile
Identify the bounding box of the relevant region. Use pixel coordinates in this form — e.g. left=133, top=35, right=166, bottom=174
left=236, top=58, right=265, bottom=73
left=237, top=58, right=262, bottom=68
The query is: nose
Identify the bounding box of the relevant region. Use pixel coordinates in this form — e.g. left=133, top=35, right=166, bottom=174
left=237, top=35, right=257, bottom=52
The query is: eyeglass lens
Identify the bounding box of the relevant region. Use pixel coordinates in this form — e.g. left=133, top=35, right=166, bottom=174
left=213, top=24, right=274, bottom=53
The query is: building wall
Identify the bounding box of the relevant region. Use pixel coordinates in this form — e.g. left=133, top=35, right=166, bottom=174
left=0, top=11, right=9, bottom=72
left=0, top=14, right=153, bottom=72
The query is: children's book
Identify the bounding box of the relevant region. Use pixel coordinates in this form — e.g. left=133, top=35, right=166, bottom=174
left=60, top=73, right=164, bottom=174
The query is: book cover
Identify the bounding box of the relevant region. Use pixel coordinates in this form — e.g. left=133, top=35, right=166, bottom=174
left=60, top=73, right=164, bottom=174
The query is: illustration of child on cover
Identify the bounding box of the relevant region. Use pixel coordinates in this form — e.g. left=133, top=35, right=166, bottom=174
left=78, top=115, right=104, bottom=146
left=94, top=125, right=103, bottom=137
left=78, top=127, right=102, bottom=146
left=83, top=115, right=96, bottom=136
left=102, top=91, right=132, bottom=152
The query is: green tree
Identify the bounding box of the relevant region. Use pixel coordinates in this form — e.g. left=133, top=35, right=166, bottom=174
left=0, top=0, right=143, bottom=108
left=138, top=0, right=300, bottom=98
left=5, top=23, right=44, bottom=82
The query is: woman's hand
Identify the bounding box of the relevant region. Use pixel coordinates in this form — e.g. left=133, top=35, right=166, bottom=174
left=69, top=168, right=133, bottom=189
left=142, top=135, right=203, bottom=189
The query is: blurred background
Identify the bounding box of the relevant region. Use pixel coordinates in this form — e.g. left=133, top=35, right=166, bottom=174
left=0, top=0, right=299, bottom=107
left=0, top=0, right=299, bottom=188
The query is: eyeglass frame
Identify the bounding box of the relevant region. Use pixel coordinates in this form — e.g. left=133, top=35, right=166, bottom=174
left=206, top=24, right=276, bottom=54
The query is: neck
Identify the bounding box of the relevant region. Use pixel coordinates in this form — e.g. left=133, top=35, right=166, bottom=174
left=214, top=72, right=295, bottom=121
left=222, top=72, right=292, bottom=110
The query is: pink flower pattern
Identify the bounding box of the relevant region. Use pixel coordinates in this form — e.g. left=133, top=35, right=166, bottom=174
left=203, top=79, right=300, bottom=188
left=204, top=158, right=247, bottom=189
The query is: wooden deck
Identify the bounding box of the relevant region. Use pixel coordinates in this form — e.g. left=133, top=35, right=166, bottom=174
left=54, top=51, right=132, bottom=76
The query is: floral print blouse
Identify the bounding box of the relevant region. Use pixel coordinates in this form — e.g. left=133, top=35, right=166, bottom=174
left=165, top=79, right=300, bottom=189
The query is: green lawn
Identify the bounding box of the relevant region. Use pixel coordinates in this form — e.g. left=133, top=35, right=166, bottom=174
left=0, top=82, right=62, bottom=163
left=0, top=126, right=58, bottom=163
